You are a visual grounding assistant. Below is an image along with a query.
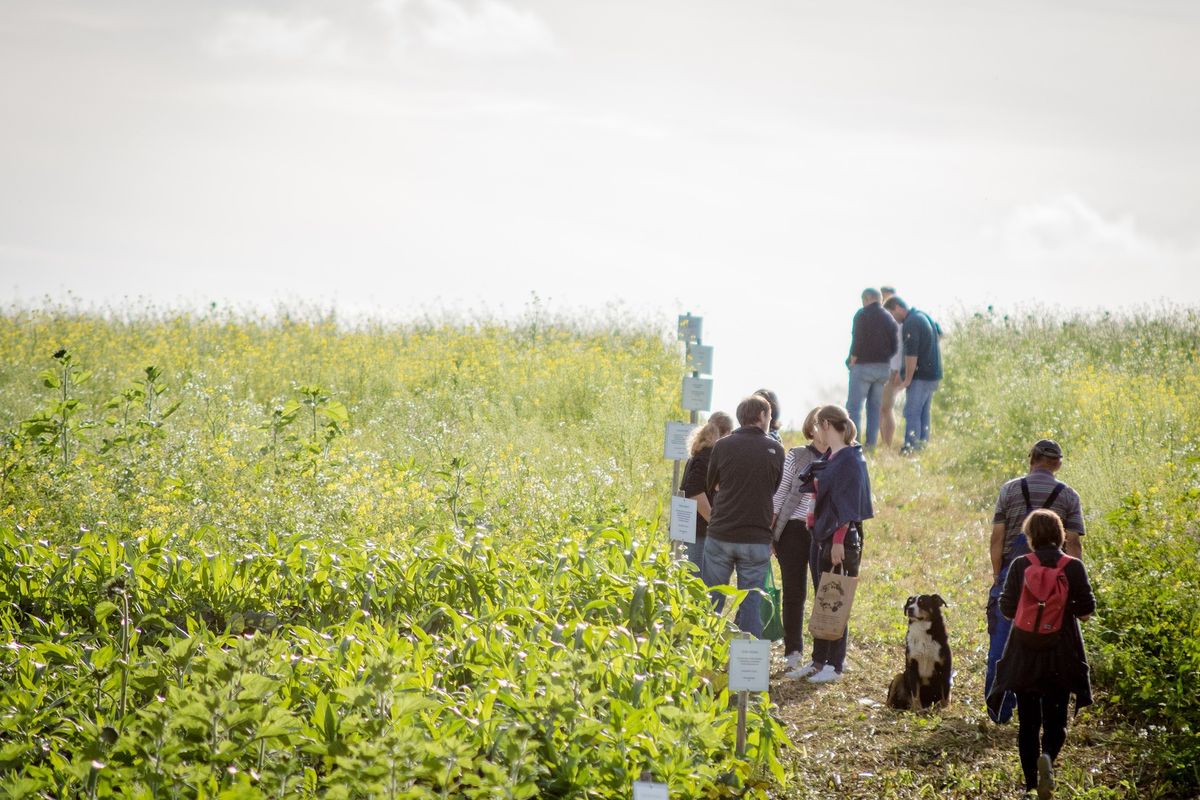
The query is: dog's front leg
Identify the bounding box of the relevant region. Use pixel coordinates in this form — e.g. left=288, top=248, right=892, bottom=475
left=906, top=664, right=923, bottom=711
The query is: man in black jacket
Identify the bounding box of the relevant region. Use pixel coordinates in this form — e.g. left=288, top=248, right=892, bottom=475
left=702, top=394, right=785, bottom=637
left=846, top=288, right=900, bottom=448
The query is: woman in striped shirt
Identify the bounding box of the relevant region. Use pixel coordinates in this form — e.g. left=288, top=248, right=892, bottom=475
left=771, top=406, right=826, bottom=678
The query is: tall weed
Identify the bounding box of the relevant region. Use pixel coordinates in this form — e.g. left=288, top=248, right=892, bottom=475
left=934, top=307, right=1200, bottom=787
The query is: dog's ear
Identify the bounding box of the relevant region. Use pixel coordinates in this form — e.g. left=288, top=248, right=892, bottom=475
left=932, top=594, right=948, bottom=609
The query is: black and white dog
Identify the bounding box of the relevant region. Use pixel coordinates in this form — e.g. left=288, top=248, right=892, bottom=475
left=886, top=594, right=952, bottom=710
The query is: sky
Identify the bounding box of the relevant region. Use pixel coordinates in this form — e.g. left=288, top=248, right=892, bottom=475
left=2, top=0, right=1199, bottom=423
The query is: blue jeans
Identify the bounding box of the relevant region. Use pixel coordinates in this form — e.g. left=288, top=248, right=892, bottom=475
left=986, top=578, right=1018, bottom=723
left=847, top=363, right=892, bottom=447
left=903, top=378, right=939, bottom=450
left=701, top=537, right=772, bottom=638
left=809, top=527, right=863, bottom=672
left=684, top=532, right=706, bottom=575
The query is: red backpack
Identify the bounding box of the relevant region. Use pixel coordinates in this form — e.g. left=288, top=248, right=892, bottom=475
left=1013, top=553, right=1072, bottom=647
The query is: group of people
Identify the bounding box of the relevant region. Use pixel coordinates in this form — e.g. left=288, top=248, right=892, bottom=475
left=681, top=391, right=872, bottom=684
left=846, top=286, right=942, bottom=453
left=675, top=287, right=1098, bottom=796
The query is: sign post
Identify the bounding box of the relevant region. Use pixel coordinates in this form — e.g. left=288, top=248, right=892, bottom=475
left=667, top=313, right=712, bottom=554
left=728, top=634, right=770, bottom=759
left=668, top=496, right=697, bottom=544
left=632, top=778, right=669, bottom=800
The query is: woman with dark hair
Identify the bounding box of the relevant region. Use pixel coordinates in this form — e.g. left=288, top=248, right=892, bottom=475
left=755, top=388, right=783, bottom=442
left=802, top=404, right=872, bottom=683
left=679, top=411, right=734, bottom=572
left=989, top=509, right=1095, bottom=799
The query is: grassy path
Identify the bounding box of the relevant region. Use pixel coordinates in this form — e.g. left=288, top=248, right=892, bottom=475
left=766, top=450, right=1163, bottom=800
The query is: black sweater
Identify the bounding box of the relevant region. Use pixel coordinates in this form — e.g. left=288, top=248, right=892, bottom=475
left=705, top=426, right=784, bottom=545
left=849, top=302, right=900, bottom=365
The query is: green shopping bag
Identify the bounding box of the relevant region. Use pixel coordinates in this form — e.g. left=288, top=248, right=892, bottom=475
left=759, top=568, right=785, bottom=641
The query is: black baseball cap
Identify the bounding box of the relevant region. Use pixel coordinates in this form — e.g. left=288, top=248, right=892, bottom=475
left=1030, top=439, right=1064, bottom=459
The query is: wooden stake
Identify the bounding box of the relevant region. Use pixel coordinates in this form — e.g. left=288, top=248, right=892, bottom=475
left=735, top=689, right=749, bottom=758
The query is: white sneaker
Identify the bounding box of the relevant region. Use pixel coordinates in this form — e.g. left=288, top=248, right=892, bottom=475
left=784, top=662, right=819, bottom=680
left=783, top=651, right=803, bottom=671
left=807, top=665, right=842, bottom=683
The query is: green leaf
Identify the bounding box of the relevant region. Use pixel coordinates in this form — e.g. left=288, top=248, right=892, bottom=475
left=161, top=399, right=183, bottom=419
left=94, top=601, right=118, bottom=625
left=237, top=673, right=278, bottom=702
left=319, top=401, right=349, bottom=426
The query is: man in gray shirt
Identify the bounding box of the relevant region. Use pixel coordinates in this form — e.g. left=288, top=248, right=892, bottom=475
left=985, top=438, right=1085, bottom=722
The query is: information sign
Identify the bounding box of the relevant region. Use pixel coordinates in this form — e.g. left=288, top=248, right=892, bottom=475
left=663, top=421, right=696, bottom=461
left=676, top=315, right=702, bottom=344
left=686, top=344, right=713, bottom=376
left=681, top=377, right=713, bottom=411
left=669, top=496, right=697, bottom=543
left=728, top=638, right=771, bottom=692
left=633, top=781, right=669, bottom=800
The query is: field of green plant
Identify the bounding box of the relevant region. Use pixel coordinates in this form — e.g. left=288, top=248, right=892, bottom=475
left=0, top=307, right=788, bottom=799
left=3, top=304, right=1198, bottom=799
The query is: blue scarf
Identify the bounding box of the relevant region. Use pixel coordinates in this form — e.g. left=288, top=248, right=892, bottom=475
left=810, top=444, right=874, bottom=542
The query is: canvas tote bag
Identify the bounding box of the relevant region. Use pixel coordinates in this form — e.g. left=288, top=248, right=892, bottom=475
left=809, top=563, right=858, bottom=640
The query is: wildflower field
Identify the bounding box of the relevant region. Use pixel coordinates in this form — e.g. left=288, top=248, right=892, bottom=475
left=1, top=304, right=1198, bottom=799
left=0, top=307, right=788, bottom=799
left=934, top=309, right=1200, bottom=789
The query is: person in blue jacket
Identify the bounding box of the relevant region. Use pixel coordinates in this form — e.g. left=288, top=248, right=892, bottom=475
left=794, top=404, right=874, bottom=683
left=883, top=296, right=942, bottom=453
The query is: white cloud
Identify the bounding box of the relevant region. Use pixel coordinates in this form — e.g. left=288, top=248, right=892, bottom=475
left=991, top=194, right=1198, bottom=267
left=207, top=10, right=351, bottom=64
left=979, top=195, right=1200, bottom=309
left=414, top=0, right=557, bottom=57
left=205, top=1, right=557, bottom=65
left=1002, top=195, right=1150, bottom=256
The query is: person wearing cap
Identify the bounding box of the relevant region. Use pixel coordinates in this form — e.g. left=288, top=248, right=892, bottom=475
left=985, top=439, right=1086, bottom=723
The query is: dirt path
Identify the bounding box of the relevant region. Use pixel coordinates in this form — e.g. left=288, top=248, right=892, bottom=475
left=765, top=452, right=1159, bottom=800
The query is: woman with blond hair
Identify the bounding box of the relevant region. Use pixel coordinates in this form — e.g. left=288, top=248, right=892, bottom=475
left=771, top=406, right=827, bottom=677
left=801, top=404, right=873, bottom=683
left=679, top=411, right=734, bottom=572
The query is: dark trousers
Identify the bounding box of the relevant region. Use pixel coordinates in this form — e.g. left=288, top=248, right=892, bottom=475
left=808, top=526, right=863, bottom=672
left=1015, top=690, right=1070, bottom=790
left=774, top=519, right=812, bottom=656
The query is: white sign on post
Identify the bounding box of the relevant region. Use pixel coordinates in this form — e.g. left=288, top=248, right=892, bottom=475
left=676, top=315, right=702, bottom=344
left=663, top=421, right=696, bottom=461
left=728, top=638, right=771, bottom=692
left=681, top=377, right=713, bottom=411
left=669, top=496, right=697, bottom=543
left=686, top=344, right=713, bottom=376
left=633, top=781, right=669, bottom=800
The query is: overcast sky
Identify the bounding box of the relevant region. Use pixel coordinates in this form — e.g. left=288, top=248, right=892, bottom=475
left=2, top=0, right=1198, bottom=421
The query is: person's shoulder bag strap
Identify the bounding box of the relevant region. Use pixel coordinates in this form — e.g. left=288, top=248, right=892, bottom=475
left=1042, top=482, right=1065, bottom=509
